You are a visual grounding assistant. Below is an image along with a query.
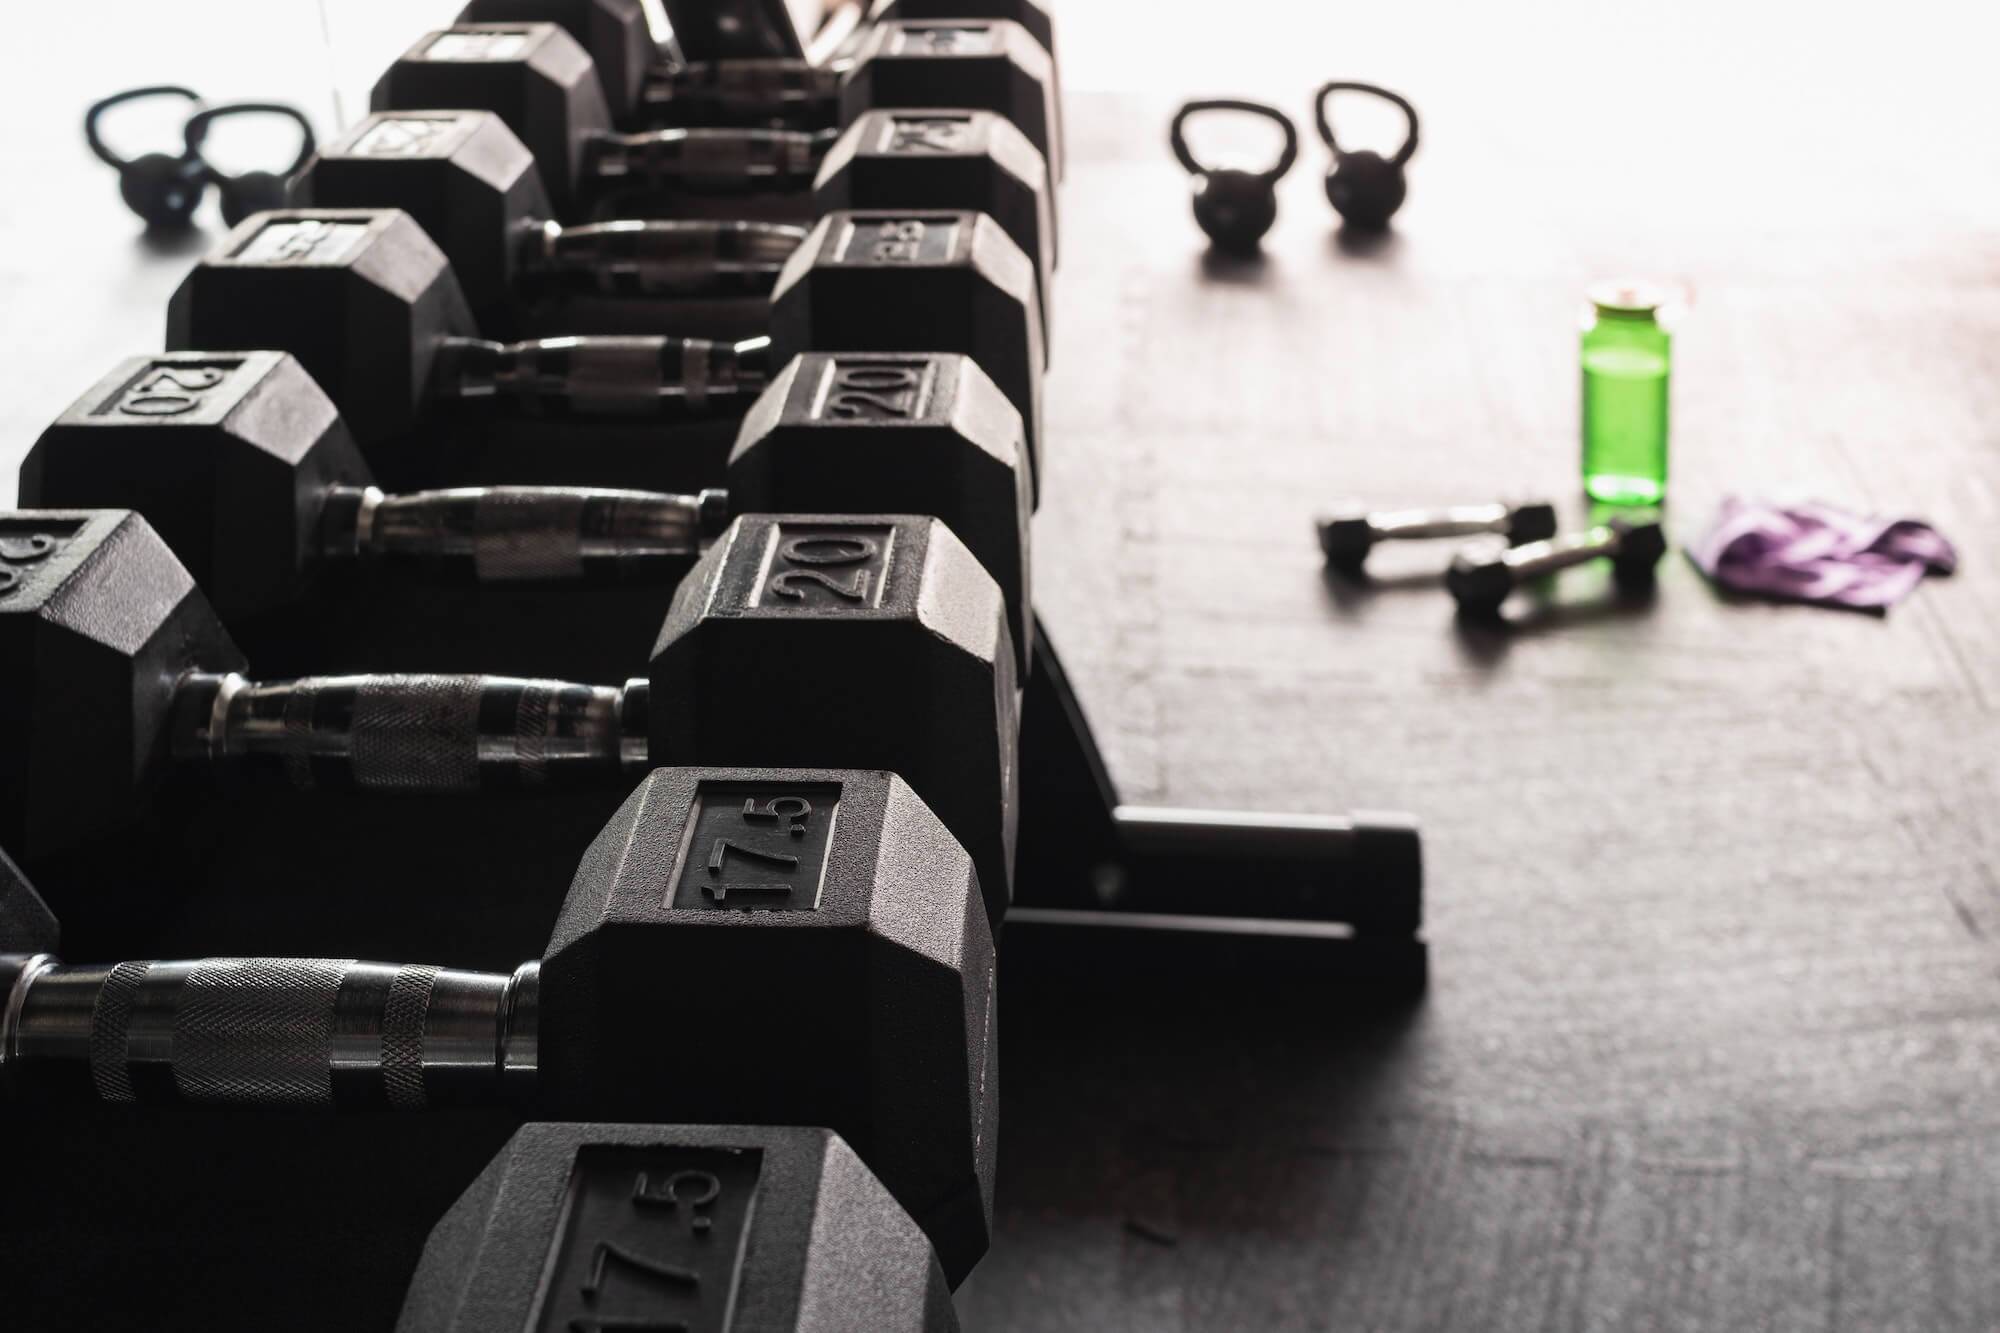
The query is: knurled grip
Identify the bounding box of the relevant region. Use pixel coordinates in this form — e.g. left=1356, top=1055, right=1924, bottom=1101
left=173, top=958, right=349, bottom=1105
left=435, top=336, right=772, bottom=417
left=351, top=676, right=484, bottom=790
left=84, top=958, right=346, bottom=1107
left=5, top=958, right=531, bottom=1110
left=523, top=682, right=563, bottom=785
left=339, top=487, right=716, bottom=581
left=381, top=963, right=440, bottom=1111
left=187, top=673, right=642, bottom=789
left=87, top=961, right=145, bottom=1102
left=472, top=489, right=592, bottom=580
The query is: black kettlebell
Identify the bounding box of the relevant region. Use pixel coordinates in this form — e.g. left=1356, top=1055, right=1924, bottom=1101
left=1313, top=82, right=1420, bottom=231
left=1169, top=99, right=1299, bottom=254
left=182, top=102, right=317, bottom=226
left=84, top=85, right=211, bottom=230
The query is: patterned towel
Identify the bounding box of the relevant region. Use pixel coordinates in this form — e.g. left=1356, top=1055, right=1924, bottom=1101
left=1687, top=498, right=1957, bottom=611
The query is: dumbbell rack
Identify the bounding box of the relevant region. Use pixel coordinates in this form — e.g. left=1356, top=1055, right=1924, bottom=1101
left=0, top=1, right=1422, bottom=1326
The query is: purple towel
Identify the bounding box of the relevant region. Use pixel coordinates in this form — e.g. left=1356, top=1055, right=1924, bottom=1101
left=1688, top=498, right=1957, bottom=611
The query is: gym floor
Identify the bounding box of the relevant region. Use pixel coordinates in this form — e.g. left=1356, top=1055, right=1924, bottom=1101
left=5, top=3, right=1999, bottom=1329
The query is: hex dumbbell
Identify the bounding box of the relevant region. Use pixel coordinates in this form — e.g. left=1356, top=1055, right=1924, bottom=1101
left=1317, top=498, right=1558, bottom=574
left=1446, top=516, right=1668, bottom=616
left=295, top=107, right=1053, bottom=341
left=165, top=207, right=1044, bottom=499
left=9, top=1119, right=962, bottom=1329
left=20, top=349, right=1032, bottom=677
left=405, top=1123, right=962, bottom=1329
left=373, top=21, right=1058, bottom=218
left=0, top=767, right=997, bottom=1284
left=0, top=509, right=1017, bottom=931
left=869, top=0, right=1057, bottom=85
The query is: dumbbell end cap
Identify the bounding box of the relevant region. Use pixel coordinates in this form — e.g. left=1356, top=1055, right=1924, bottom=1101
left=1611, top=518, right=1669, bottom=582
left=1316, top=512, right=1376, bottom=570
left=1507, top=501, right=1560, bottom=544
left=1444, top=548, right=1511, bottom=615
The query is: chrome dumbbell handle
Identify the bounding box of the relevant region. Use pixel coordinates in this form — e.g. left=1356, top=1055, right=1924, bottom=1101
left=1376, top=503, right=1534, bottom=542
left=1, top=953, right=539, bottom=1110
left=319, top=485, right=728, bottom=581
left=1318, top=499, right=1556, bottom=570
left=1502, top=523, right=1630, bottom=581
left=637, top=60, right=846, bottom=125
left=582, top=126, right=837, bottom=192
left=530, top=218, right=807, bottom=298
left=433, top=334, right=773, bottom=417
left=169, top=672, right=653, bottom=792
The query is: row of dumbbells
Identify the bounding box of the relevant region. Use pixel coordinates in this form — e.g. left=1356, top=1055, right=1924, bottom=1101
left=0, top=1, right=1071, bottom=1327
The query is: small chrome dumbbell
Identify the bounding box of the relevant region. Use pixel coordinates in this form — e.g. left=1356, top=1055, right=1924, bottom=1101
left=1318, top=499, right=1558, bottom=574
left=1446, top=516, right=1666, bottom=616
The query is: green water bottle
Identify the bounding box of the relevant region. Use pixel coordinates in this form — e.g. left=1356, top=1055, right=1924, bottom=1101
left=1580, top=280, right=1671, bottom=505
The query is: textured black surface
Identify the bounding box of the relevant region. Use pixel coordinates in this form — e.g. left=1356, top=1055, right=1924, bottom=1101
left=402, top=1123, right=959, bottom=1331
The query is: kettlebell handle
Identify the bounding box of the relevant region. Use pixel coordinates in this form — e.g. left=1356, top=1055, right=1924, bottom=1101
left=182, top=102, right=318, bottom=181
left=84, top=85, right=207, bottom=170
left=1313, top=82, right=1420, bottom=167
left=1169, top=99, right=1300, bottom=185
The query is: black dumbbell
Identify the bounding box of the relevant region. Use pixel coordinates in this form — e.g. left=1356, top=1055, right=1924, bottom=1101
left=1318, top=498, right=1559, bottom=574
left=0, top=767, right=997, bottom=1285
left=451, top=1, right=1060, bottom=154
left=165, top=208, right=1045, bottom=500
left=1446, top=516, right=1668, bottom=616
left=407, top=1123, right=961, bottom=1329
left=0, top=509, right=1017, bottom=932
left=869, top=0, right=1056, bottom=88
left=295, top=107, right=1053, bottom=342
left=11, top=1118, right=963, bottom=1328
left=374, top=21, right=1058, bottom=219
left=20, top=349, right=1033, bottom=678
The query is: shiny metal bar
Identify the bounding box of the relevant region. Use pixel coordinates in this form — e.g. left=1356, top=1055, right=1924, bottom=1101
left=170, top=673, right=652, bottom=790
left=0, top=955, right=541, bottom=1110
